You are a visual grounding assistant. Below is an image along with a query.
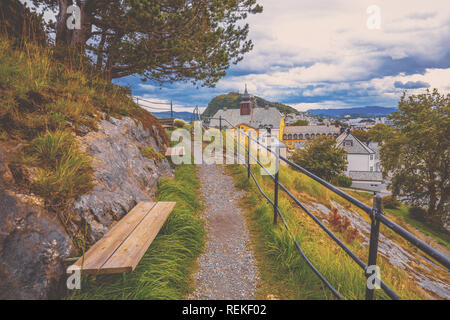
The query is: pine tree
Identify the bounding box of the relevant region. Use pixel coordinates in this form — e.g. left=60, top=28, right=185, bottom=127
left=32, top=0, right=263, bottom=84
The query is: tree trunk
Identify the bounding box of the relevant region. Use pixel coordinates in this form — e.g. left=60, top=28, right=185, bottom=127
left=427, top=185, right=437, bottom=217
left=56, top=0, right=90, bottom=47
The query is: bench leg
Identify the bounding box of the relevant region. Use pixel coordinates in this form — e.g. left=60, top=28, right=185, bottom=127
left=122, top=273, right=127, bottom=299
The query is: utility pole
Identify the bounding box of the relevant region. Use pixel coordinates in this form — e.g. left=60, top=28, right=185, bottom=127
left=170, top=100, right=173, bottom=119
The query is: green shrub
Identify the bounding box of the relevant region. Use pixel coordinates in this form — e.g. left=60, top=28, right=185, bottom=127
left=31, top=130, right=74, bottom=165
left=174, top=119, right=186, bottom=128
left=26, top=130, right=93, bottom=205
left=409, top=207, right=427, bottom=222
left=382, top=195, right=401, bottom=209
left=139, top=145, right=164, bottom=161
left=0, top=130, right=7, bottom=141
left=331, top=174, right=352, bottom=188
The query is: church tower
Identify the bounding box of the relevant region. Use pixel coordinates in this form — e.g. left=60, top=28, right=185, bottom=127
left=240, top=84, right=252, bottom=116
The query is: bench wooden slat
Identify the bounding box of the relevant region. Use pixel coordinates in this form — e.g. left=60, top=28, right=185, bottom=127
left=73, top=202, right=156, bottom=273
left=165, top=146, right=185, bottom=157
left=100, top=202, right=176, bottom=274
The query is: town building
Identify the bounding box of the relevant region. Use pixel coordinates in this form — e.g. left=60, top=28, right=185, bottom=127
left=282, top=125, right=341, bottom=150
left=367, top=141, right=381, bottom=172
left=336, top=131, right=383, bottom=191
left=209, top=85, right=285, bottom=142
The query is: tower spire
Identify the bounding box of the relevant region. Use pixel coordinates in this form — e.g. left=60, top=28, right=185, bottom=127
left=240, top=84, right=252, bottom=115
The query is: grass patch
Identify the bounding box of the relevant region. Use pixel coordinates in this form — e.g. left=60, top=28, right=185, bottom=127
left=0, top=34, right=168, bottom=236
left=139, top=145, right=164, bottom=161
left=67, top=164, right=204, bottom=300
left=227, top=165, right=333, bottom=300
left=11, top=129, right=93, bottom=207
left=0, top=36, right=165, bottom=141
left=226, top=163, right=432, bottom=300
left=385, top=206, right=450, bottom=250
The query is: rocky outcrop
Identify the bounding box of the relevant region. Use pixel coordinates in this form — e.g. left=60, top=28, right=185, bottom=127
left=0, top=115, right=173, bottom=299
left=0, top=190, right=72, bottom=299
left=69, top=116, right=173, bottom=244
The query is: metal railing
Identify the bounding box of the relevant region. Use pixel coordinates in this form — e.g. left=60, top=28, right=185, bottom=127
left=203, top=116, right=450, bottom=300
left=133, top=97, right=174, bottom=118
left=133, top=97, right=201, bottom=122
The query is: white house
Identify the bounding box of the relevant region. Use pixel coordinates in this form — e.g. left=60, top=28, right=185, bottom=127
left=336, top=131, right=376, bottom=173
left=336, top=131, right=382, bottom=191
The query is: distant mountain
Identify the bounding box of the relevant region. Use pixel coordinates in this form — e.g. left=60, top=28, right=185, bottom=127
left=307, top=106, right=397, bottom=118
left=151, top=111, right=194, bottom=121
left=202, top=92, right=299, bottom=118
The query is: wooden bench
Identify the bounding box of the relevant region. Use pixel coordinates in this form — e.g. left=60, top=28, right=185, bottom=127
left=70, top=201, right=176, bottom=275
left=165, top=146, right=185, bottom=157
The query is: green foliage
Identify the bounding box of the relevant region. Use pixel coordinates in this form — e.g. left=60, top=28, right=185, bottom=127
left=0, top=0, right=47, bottom=43
left=24, top=130, right=93, bottom=206
left=367, top=123, right=393, bottom=143
left=409, top=207, right=427, bottom=222
left=173, top=119, right=186, bottom=128
left=331, top=174, right=352, bottom=188
left=385, top=206, right=450, bottom=250
left=202, top=92, right=299, bottom=118
left=379, top=89, right=449, bottom=219
left=350, top=129, right=368, bottom=142
left=0, top=35, right=168, bottom=210
left=139, top=145, right=164, bottom=161
left=0, top=37, right=159, bottom=140
left=227, top=165, right=391, bottom=300
left=0, top=130, right=7, bottom=141
left=68, top=164, right=204, bottom=300
left=32, top=0, right=262, bottom=85
left=292, top=119, right=309, bottom=126
left=228, top=164, right=431, bottom=300
left=382, top=195, right=401, bottom=209
left=291, top=135, right=348, bottom=181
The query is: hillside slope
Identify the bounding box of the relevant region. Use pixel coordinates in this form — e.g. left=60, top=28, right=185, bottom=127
left=0, top=33, right=173, bottom=299
left=202, top=92, right=299, bottom=118
left=228, top=164, right=449, bottom=299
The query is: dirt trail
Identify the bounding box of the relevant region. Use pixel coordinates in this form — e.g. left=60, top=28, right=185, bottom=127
left=188, top=163, right=260, bottom=300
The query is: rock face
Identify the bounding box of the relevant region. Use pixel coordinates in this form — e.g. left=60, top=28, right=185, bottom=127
left=0, top=116, right=173, bottom=299
left=69, top=116, right=173, bottom=244
left=0, top=190, right=72, bottom=299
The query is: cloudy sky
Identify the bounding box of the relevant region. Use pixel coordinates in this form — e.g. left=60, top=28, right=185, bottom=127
left=122, top=0, right=450, bottom=112
left=28, top=0, right=450, bottom=112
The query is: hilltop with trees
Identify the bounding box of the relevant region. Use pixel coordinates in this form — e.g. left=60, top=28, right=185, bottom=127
left=202, top=92, right=299, bottom=118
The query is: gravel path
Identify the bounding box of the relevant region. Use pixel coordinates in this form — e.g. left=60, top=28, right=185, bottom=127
left=188, top=163, right=260, bottom=300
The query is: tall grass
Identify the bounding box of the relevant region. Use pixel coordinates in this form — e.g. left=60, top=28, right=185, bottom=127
left=0, top=33, right=169, bottom=208
left=11, top=129, right=94, bottom=207
left=227, top=164, right=428, bottom=300
left=67, top=164, right=204, bottom=300
left=139, top=145, right=164, bottom=161
left=0, top=35, right=166, bottom=141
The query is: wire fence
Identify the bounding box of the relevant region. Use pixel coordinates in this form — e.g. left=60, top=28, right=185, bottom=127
left=133, top=97, right=201, bottom=122
left=203, top=116, right=450, bottom=300
left=133, top=97, right=174, bottom=115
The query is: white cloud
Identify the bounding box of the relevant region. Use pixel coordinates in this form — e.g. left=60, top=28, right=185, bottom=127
left=22, top=0, right=450, bottom=107
left=217, top=0, right=450, bottom=106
